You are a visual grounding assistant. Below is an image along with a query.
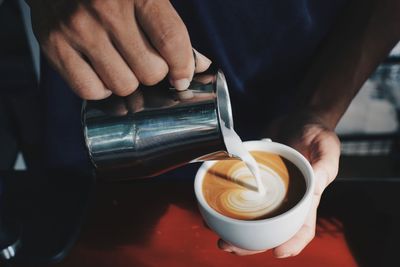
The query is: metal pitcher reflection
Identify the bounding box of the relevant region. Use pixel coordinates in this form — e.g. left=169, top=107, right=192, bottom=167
left=82, top=70, right=236, bottom=180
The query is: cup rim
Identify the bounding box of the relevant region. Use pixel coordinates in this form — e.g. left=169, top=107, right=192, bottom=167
left=194, top=139, right=315, bottom=225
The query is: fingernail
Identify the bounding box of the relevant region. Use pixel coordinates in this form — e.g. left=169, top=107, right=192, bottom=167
left=193, top=48, right=212, bottom=72
left=172, top=78, right=190, bottom=91
left=221, top=246, right=233, bottom=253
left=104, top=90, right=113, bottom=97
left=194, top=49, right=212, bottom=65
left=275, top=253, right=291, bottom=259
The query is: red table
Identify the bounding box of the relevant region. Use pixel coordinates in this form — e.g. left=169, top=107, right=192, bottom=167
left=53, top=179, right=357, bottom=267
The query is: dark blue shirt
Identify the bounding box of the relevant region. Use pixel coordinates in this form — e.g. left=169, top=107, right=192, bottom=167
left=173, top=0, right=347, bottom=138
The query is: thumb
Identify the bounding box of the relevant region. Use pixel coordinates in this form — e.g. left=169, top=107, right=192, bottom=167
left=309, top=133, right=340, bottom=196
left=311, top=164, right=331, bottom=197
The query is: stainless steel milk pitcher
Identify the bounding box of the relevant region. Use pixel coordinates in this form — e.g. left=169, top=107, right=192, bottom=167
left=82, top=70, right=235, bottom=180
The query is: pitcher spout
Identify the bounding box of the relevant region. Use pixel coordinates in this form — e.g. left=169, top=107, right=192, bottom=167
left=191, top=151, right=239, bottom=162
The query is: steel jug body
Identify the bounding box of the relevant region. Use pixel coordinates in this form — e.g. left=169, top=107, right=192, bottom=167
left=82, top=70, right=234, bottom=180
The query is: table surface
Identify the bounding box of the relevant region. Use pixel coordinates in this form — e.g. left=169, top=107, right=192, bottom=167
left=5, top=155, right=400, bottom=267
left=52, top=179, right=358, bottom=267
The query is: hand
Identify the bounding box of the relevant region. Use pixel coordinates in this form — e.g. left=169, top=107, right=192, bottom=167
left=218, top=112, right=341, bottom=257
left=28, top=0, right=211, bottom=99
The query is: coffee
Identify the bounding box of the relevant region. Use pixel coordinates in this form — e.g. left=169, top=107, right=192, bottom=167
left=202, top=151, right=306, bottom=220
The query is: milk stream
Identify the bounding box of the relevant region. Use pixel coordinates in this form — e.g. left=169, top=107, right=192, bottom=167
left=221, top=127, right=266, bottom=195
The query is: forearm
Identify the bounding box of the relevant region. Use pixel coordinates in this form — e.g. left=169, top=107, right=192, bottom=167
left=298, top=0, right=400, bottom=129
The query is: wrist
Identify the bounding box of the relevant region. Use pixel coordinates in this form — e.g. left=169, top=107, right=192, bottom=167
left=294, top=82, right=352, bottom=131
left=303, top=104, right=344, bottom=130
left=290, top=106, right=341, bottom=131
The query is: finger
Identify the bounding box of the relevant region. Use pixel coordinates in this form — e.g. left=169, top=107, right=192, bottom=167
left=310, top=132, right=341, bottom=195
left=135, top=0, right=194, bottom=90
left=102, top=4, right=169, bottom=86
left=43, top=33, right=111, bottom=100
left=60, top=8, right=138, bottom=96
left=217, top=239, right=267, bottom=256
left=272, top=194, right=321, bottom=258
left=79, top=36, right=140, bottom=96
left=193, top=48, right=212, bottom=73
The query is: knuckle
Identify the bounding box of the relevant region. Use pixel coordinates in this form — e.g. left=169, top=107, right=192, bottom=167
left=68, top=11, right=90, bottom=37
left=156, top=24, right=188, bottom=52
left=136, top=0, right=167, bottom=15
left=43, top=32, right=66, bottom=59
left=91, top=0, right=123, bottom=30
left=65, top=10, right=105, bottom=52
left=75, top=32, right=108, bottom=55
left=43, top=31, right=59, bottom=48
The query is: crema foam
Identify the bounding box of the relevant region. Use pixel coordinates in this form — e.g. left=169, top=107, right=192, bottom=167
left=202, top=151, right=306, bottom=220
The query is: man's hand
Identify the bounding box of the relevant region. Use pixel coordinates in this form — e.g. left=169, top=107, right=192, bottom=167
left=28, top=0, right=211, bottom=99
left=218, top=112, right=341, bottom=257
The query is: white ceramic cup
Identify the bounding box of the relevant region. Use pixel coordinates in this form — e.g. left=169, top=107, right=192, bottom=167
left=194, top=139, right=315, bottom=251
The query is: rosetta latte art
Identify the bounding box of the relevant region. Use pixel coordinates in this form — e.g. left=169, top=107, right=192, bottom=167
left=203, top=151, right=305, bottom=220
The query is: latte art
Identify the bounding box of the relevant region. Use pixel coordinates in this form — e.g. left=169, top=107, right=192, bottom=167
left=216, top=165, right=286, bottom=219
left=203, top=151, right=306, bottom=220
